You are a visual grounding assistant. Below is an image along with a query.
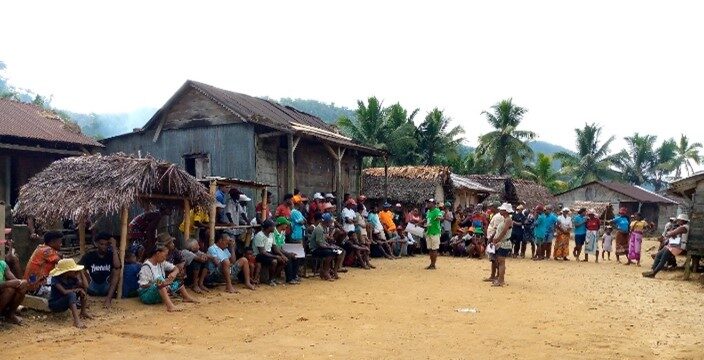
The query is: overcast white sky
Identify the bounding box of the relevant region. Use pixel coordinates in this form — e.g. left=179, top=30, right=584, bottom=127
left=2, top=0, right=703, bottom=152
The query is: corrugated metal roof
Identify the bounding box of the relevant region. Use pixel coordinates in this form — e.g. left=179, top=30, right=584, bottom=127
left=450, top=173, right=496, bottom=193
left=138, top=80, right=381, bottom=155
left=0, top=99, right=103, bottom=148
left=558, top=181, right=677, bottom=204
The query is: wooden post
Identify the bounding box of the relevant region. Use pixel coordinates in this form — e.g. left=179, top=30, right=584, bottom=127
left=287, top=134, right=296, bottom=193
left=183, top=200, right=191, bottom=242
left=261, top=187, right=268, bottom=221
left=0, top=201, right=5, bottom=259
left=117, top=205, right=129, bottom=300
left=78, top=219, right=86, bottom=256
left=383, top=154, right=389, bottom=203
left=209, top=180, right=217, bottom=246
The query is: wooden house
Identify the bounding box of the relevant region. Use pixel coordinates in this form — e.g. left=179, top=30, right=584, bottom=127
left=0, top=99, right=103, bottom=206
left=101, top=80, right=382, bottom=208
left=668, top=171, right=704, bottom=278
left=555, top=181, right=678, bottom=231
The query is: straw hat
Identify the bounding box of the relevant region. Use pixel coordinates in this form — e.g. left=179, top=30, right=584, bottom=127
left=49, top=259, right=84, bottom=277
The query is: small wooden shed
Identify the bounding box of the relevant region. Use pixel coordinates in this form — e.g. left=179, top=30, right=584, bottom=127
left=668, top=171, right=704, bottom=279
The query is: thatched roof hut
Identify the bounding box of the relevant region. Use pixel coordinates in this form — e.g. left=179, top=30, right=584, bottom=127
left=361, top=166, right=495, bottom=206
left=16, top=153, right=213, bottom=223
left=465, top=174, right=555, bottom=209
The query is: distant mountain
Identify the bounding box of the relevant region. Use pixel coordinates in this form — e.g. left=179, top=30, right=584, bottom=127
left=68, top=108, right=157, bottom=140
left=276, top=98, right=355, bottom=124
left=528, top=140, right=573, bottom=157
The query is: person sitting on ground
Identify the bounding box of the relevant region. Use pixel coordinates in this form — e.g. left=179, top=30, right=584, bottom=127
left=253, top=220, right=285, bottom=286
left=181, top=238, right=212, bottom=293
left=243, top=247, right=260, bottom=285
left=273, top=217, right=301, bottom=285
left=121, top=252, right=141, bottom=298
left=138, top=241, right=197, bottom=311
left=78, top=232, right=121, bottom=308
left=309, top=213, right=342, bottom=281
left=128, top=206, right=172, bottom=261
left=48, top=259, right=93, bottom=328
left=0, top=257, right=28, bottom=325
left=643, top=214, right=690, bottom=278
left=24, top=231, right=63, bottom=297
left=207, top=232, right=255, bottom=292
left=158, top=233, right=186, bottom=282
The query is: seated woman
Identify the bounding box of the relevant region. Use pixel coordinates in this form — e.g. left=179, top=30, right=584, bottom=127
left=138, top=241, right=197, bottom=311
left=0, top=258, right=27, bottom=325
left=48, top=259, right=92, bottom=328
left=643, top=214, right=689, bottom=278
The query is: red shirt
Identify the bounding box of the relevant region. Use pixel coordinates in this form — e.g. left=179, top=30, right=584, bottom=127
left=275, top=204, right=292, bottom=219
left=586, top=217, right=601, bottom=231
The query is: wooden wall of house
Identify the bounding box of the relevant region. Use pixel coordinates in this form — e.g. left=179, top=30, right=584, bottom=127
left=161, top=87, right=242, bottom=130
left=255, top=135, right=280, bottom=204
left=556, top=183, right=637, bottom=205
left=2, top=151, right=63, bottom=206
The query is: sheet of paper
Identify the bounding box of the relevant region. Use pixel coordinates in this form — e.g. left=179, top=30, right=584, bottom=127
left=282, top=243, right=306, bottom=259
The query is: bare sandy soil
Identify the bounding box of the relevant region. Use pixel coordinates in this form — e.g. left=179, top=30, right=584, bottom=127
left=2, top=238, right=703, bottom=360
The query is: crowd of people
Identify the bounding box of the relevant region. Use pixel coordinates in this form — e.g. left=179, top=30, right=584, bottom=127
left=0, top=186, right=694, bottom=328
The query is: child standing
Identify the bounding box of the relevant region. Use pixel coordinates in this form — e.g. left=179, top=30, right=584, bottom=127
left=48, top=259, right=92, bottom=328
left=602, top=226, right=613, bottom=261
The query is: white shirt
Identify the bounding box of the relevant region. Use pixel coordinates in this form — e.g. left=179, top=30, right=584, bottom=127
left=558, top=215, right=573, bottom=232
left=138, top=260, right=175, bottom=287
left=342, top=208, right=356, bottom=232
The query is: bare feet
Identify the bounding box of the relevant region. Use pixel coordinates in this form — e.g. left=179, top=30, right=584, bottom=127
left=245, top=283, right=256, bottom=291
left=166, top=306, right=183, bottom=312
left=80, top=312, right=94, bottom=320
left=103, top=300, right=113, bottom=309
left=190, top=285, right=203, bottom=294
left=73, top=320, right=87, bottom=328
left=225, top=286, right=239, bottom=294
left=200, top=285, right=211, bottom=292
left=5, top=313, right=23, bottom=325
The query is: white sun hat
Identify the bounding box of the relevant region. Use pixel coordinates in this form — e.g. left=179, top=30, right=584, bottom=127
left=677, top=213, right=690, bottom=222
left=238, top=194, right=252, bottom=202
left=498, top=203, right=514, bottom=213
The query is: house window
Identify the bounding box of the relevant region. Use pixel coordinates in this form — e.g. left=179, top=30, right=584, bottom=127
left=184, top=154, right=210, bottom=179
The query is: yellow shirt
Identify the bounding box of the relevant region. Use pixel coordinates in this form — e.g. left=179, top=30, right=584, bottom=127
left=379, top=210, right=396, bottom=232
left=630, top=220, right=648, bottom=232
left=179, top=209, right=210, bottom=234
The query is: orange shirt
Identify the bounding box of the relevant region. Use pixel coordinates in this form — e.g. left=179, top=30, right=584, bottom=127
left=379, top=210, right=396, bottom=232
left=23, top=244, right=61, bottom=283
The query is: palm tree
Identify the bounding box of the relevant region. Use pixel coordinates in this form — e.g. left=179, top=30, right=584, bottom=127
left=670, top=134, right=702, bottom=178
left=476, top=99, right=535, bottom=175
left=652, top=138, right=677, bottom=191
left=415, top=108, right=464, bottom=165
left=554, top=123, right=620, bottom=186
left=521, top=153, right=568, bottom=194
left=337, top=98, right=419, bottom=166
left=614, top=133, right=658, bottom=186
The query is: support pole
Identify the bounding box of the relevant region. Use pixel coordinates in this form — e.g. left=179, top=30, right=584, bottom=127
left=209, top=180, right=217, bottom=246
left=287, top=134, right=296, bottom=194
left=0, top=201, right=5, bottom=259
left=261, top=187, right=268, bottom=221
left=183, top=200, right=191, bottom=242
left=383, top=154, right=389, bottom=204
left=78, top=219, right=86, bottom=256
left=336, top=147, right=345, bottom=211
left=117, top=205, right=128, bottom=300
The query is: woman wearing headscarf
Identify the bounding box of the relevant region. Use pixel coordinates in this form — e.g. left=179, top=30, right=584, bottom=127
left=554, top=207, right=572, bottom=261
left=611, top=208, right=631, bottom=263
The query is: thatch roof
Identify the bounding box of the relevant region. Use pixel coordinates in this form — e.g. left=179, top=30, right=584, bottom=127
left=465, top=174, right=555, bottom=209
left=362, top=166, right=450, bottom=204
left=15, top=154, right=213, bottom=223
left=450, top=174, right=496, bottom=193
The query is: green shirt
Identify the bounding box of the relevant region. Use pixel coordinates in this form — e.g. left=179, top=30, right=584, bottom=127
left=309, top=224, right=326, bottom=252
left=273, top=228, right=286, bottom=247
left=0, top=260, right=7, bottom=283
left=426, top=207, right=443, bottom=236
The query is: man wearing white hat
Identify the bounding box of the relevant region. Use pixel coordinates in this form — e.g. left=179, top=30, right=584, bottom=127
left=486, top=203, right=514, bottom=286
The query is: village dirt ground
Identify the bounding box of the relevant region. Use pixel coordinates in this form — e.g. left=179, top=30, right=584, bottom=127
left=2, top=238, right=703, bottom=360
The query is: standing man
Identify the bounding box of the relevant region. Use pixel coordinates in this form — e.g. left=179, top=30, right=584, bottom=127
left=423, top=199, right=443, bottom=270
left=290, top=200, right=307, bottom=243
left=510, top=205, right=526, bottom=258
left=490, top=203, right=514, bottom=287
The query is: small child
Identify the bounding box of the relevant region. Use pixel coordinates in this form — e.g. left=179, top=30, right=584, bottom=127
left=122, top=252, right=141, bottom=298
left=48, top=259, right=92, bottom=328
left=138, top=243, right=197, bottom=312
left=244, top=248, right=260, bottom=285
left=602, top=226, right=613, bottom=261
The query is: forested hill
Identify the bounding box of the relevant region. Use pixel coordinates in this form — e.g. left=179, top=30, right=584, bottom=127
left=276, top=98, right=355, bottom=123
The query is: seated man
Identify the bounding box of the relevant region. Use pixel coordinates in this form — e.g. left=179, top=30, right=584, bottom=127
left=24, top=231, right=63, bottom=297
left=78, top=232, right=121, bottom=308
left=181, top=238, right=212, bottom=294
left=253, top=220, right=285, bottom=286
left=158, top=233, right=186, bottom=281
left=207, top=232, right=255, bottom=292
left=343, top=231, right=371, bottom=269
left=309, top=213, right=343, bottom=281
left=0, top=257, right=28, bottom=324
left=643, top=214, right=690, bottom=278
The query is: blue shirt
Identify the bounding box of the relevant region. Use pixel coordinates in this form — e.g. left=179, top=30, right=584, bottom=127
left=545, top=213, right=558, bottom=240
left=122, top=263, right=141, bottom=297
left=614, top=215, right=630, bottom=232
left=290, top=209, right=305, bottom=241
left=573, top=214, right=587, bottom=235
left=533, top=213, right=548, bottom=240
left=207, top=244, right=231, bottom=272
left=367, top=213, right=382, bottom=229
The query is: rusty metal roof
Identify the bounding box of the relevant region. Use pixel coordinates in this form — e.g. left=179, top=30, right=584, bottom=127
left=557, top=181, right=677, bottom=204
left=0, top=99, right=103, bottom=148
left=139, top=80, right=382, bottom=156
